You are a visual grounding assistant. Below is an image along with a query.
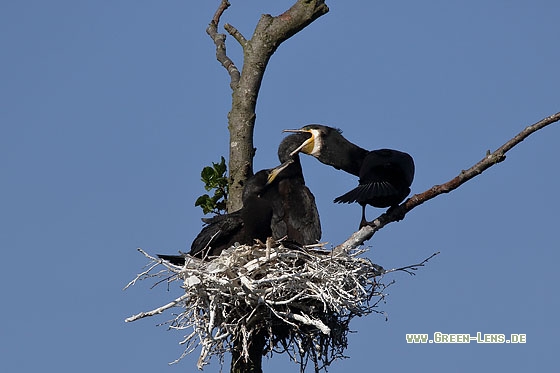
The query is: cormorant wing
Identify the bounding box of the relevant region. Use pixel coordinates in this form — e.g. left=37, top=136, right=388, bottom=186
left=189, top=210, right=244, bottom=258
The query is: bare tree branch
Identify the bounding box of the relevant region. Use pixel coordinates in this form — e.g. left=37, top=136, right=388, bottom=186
left=335, top=111, right=560, bottom=254
left=207, top=0, right=329, bottom=212
left=206, top=0, right=240, bottom=89
left=224, top=23, right=247, bottom=46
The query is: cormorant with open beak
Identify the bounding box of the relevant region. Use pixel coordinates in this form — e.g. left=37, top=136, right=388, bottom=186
left=285, top=125, right=414, bottom=228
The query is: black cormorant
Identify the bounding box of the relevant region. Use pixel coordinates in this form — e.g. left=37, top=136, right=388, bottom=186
left=285, top=125, right=414, bottom=227
left=262, top=133, right=322, bottom=245
left=158, top=160, right=293, bottom=265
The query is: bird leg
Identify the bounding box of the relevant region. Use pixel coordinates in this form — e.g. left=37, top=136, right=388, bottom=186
left=359, top=204, right=369, bottom=228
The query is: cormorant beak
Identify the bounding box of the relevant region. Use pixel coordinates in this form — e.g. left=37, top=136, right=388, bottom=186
left=283, top=129, right=315, bottom=156
left=266, top=159, right=294, bottom=184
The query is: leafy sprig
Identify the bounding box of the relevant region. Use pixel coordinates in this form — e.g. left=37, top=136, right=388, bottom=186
left=195, top=156, right=228, bottom=215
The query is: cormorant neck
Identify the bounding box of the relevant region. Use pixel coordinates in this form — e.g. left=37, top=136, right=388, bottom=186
left=318, top=133, right=369, bottom=177
left=282, top=154, right=305, bottom=182
left=277, top=134, right=306, bottom=182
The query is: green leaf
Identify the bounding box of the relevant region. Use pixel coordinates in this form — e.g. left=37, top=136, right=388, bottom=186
left=213, top=156, right=227, bottom=175
left=200, top=166, right=214, bottom=184
left=195, top=157, right=229, bottom=215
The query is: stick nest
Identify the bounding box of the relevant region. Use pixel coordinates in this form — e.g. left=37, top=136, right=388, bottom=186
left=125, top=240, right=389, bottom=372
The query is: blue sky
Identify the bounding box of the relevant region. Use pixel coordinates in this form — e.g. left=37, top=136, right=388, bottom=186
left=1, top=1, right=559, bottom=372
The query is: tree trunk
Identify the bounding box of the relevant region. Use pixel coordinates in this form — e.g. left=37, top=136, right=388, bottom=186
left=230, top=330, right=266, bottom=373
left=207, top=1, right=329, bottom=371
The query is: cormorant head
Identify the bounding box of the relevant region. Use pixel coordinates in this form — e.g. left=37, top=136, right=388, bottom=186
left=277, top=133, right=311, bottom=163
left=283, top=125, right=343, bottom=157
left=242, top=159, right=294, bottom=202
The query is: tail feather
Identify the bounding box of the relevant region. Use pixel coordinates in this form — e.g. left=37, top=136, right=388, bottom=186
left=334, top=186, right=362, bottom=204
left=334, top=181, right=399, bottom=204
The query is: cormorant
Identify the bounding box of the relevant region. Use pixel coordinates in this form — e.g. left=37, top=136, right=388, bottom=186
left=262, top=133, right=322, bottom=245
left=158, top=160, right=293, bottom=265
left=284, top=125, right=414, bottom=227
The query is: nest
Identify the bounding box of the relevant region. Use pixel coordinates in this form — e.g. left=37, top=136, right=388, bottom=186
left=125, top=240, right=390, bottom=372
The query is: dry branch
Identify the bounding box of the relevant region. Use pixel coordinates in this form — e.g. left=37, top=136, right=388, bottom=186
left=206, top=0, right=240, bottom=89
left=335, top=111, right=560, bottom=254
